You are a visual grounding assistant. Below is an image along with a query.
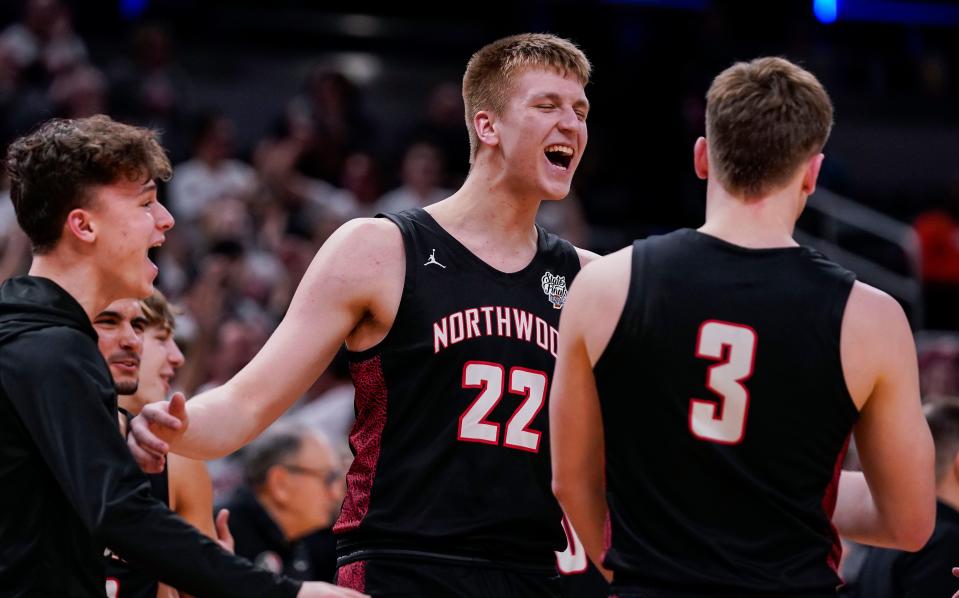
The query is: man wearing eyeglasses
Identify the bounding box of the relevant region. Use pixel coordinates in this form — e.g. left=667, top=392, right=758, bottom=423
left=224, top=422, right=346, bottom=582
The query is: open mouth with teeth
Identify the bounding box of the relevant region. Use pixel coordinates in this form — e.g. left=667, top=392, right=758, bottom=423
left=545, top=144, right=574, bottom=170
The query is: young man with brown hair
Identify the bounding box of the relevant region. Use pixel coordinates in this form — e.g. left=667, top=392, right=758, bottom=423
left=130, top=33, right=599, bottom=596
left=0, top=115, right=364, bottom=598
left=550, top=57, right=936, bottom=596
left=93, top=291, right=234, bottom=598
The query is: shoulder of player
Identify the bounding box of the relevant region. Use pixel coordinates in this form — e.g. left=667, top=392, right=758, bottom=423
left=574, top=246, right=601, bottom=267
left=566, top=248, right=631, bottom=319
left=322, top=217, right=403, bottom=270
left=845, top=281, right=909, bottom=335
left=2, top=325, right=99, bottom=373
left=843, top=281, right=913, bottom=367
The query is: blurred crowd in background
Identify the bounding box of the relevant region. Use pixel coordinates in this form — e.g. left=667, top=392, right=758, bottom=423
left=2, top=0, right=959, bottom=584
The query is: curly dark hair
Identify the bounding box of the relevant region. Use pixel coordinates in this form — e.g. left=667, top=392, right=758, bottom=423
left=5, top=115, right=173, bottom=254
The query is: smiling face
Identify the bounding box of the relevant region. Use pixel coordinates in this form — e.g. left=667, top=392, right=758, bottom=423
left=126, top=323, right=184, bottom=414
left=493, top=68, right=589, bottom=201
left=86, top=177, right=174, bottom=301
left=93, top=299, right=147, bottom=395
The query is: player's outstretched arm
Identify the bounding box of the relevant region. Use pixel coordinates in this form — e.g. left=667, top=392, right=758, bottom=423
left=131, top=218, right=403, bottom=462
left=550, top=248, right=630, bottom=581
left=833, top=282, right=935, bottom=551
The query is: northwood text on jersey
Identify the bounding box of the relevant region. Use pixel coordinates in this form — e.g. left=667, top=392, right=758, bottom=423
left=432, top=306, right=559, bottom=356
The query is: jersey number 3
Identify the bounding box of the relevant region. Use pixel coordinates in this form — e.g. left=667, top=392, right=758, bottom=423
left=690, top=320, right=757, bottom=445
left=458, top=361, right=548, bottom=452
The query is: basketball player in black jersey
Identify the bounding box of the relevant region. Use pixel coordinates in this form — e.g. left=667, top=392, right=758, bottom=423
left=129, top=33, right=607, bottom=596
left=550, top=57, right=936, bottom=597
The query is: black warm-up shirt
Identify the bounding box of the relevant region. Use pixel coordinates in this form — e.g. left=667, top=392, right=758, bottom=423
left=0, top=276, right=301, bottom=598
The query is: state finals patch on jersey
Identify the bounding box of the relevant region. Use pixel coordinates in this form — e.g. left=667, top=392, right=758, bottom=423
left=541, top=271, right=568, bottom=309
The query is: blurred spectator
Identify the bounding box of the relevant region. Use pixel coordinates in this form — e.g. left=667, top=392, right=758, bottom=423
left=289, top=68, right=377, bottom=182
left=405, top=82, right=469, bottom=185
left=168, top=111, right=257, bottom=224
left=220, top=423, right=344, bottom=582
left=290, top=350, right=355, bottom=461
left=914, top=179, right=959, bottom=329
left=0, top=169, right=29, bottom=280
left=537, top=192, right=590, bottom=248
left=373, top=141, right=451, bottom=214
left=339, top=151, right=381, bottom=208
left=0, top=0, right=87, bottom=82
left=48, top=63, right=107, bottom=118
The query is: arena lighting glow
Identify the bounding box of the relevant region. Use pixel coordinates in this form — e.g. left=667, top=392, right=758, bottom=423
left=814, top=0, right=839, bottom=24
left=813, top=0, right=959, bottom=26
left=120, top=0, right=149, bottom=20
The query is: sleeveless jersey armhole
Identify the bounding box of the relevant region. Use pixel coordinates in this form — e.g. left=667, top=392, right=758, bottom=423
left=595, top=240, right=647, bottom=371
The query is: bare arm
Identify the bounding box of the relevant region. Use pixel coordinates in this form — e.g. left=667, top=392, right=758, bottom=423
left=133, top=218, right=403, bottom=461
left=169, top=453, right=216, bottom=538
left=550, top=249, right=630, bottom=581
left=833, top=282, right=935, bottom=550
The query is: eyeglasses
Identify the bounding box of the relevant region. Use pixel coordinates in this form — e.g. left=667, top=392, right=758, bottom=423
left=280, top=464, right=342, bottom=488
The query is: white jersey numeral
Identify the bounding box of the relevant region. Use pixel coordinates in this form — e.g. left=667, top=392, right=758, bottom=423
left=555, top=514, right=589, bottom=574
left=689, top=320, right=757, bottom=445
left=458, top=362, right=548, bottom=452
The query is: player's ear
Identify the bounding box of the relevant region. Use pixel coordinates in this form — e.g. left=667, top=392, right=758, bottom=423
left=64, top=207, right=97, bottom=245
left=265, top=466, right=290, bottom=502
left=474, top=110, right=499, bottom=150
left=693, top=137, right=709, bottom=180
left=801, top=153, right=825, bottom=196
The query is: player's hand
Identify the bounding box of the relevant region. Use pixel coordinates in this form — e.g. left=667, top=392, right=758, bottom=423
left=128, top=393, right=189, bottom=473
left=214, top=509, right=235, bottom=554
left=951, top=567, right=959, bottom=598
left=297, top=582, right=369, bottom=597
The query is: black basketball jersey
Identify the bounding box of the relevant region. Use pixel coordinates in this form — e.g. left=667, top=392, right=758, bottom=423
left=595, top=229, right=858, bottom=595
left=105, top=465, right=169, bottom=598
left=334, top=208, right=580, bottom=570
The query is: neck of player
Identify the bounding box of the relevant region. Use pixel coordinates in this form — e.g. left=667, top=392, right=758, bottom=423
left=424, top=162, right=541, bottom=269
left=28, top=253, right=122, bottom=322
left=698, top=178, right=805, bottom=250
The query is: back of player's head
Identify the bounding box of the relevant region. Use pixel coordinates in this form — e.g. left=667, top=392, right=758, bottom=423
left=139, top=290, right=178, bottom=333
left=4, top=115, right=172, bottom=254
left=705, top=57, right=833, bottom=198
left=924, top=397, right=959, bottom=483
left=462, top=33, right=591, bottom=163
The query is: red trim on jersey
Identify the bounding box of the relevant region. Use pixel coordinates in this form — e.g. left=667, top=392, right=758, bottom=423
left=822, top=433, right=852, bottom=575
left=602, top=511, right=612, bottom=565
left=336, top=560, right=366, bottom=592
left=334, top=356, right=388, bottom=533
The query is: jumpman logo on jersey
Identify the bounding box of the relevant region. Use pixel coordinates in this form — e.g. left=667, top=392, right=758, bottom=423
left=424, top=249, right=446, bottom=269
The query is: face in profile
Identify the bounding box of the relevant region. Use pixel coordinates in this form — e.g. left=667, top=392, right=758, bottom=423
left=493, top=68, right=589, bottom=201
left=87, top=177, right=174, bottom=300
left=129, top=322, right=184, bottom=414
left=93, top=299, right=147, bottom=395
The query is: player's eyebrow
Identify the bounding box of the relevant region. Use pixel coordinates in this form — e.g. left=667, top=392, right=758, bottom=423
left=95, top=311, right=121, bottom=322
left=138, top=180, right=157, bottom=195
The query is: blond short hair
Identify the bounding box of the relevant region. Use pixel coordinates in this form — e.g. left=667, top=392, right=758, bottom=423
left=139, top=290, right=178, bottom=332
left=462, top=33, right=591, bottom=162
left=705, top=57, right=833, bottom=198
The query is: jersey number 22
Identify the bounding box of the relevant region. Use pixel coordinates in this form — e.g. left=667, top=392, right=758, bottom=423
left=458, top=361, right=547, bottom=452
